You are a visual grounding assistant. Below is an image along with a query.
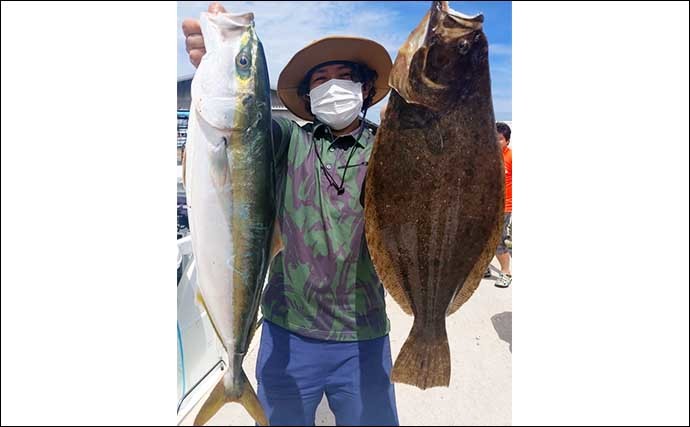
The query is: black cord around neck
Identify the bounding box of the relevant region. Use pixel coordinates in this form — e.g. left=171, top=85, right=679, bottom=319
left=312, top=110, right=368, bottom=195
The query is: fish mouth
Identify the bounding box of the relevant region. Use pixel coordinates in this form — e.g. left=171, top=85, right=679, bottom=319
left=420, top=1, right=486, bottom=86
left=446, top=8, right=483, bottom=25
left=420, top=72, right=448, bottom=90
left=203, top=11, right=254, bottom=29
left=427, top=1, right=484, bottom=44
left=432, top=0, right=483, bottom=25
left=388, top=0, right=488, bottom=108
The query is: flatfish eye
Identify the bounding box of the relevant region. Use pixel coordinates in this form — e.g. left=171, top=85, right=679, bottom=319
left=458, top=40, right=470, bottom=55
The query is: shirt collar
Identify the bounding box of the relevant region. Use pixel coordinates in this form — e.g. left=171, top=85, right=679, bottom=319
left=312, top=121, right=369, bottom=149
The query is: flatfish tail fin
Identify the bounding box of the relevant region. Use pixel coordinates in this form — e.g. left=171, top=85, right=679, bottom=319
left=391, top=320, right=450, bottom=389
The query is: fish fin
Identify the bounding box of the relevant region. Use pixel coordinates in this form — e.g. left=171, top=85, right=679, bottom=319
left=194, top=290, right=226, bottom=351
left=363, top=229, right=414, bottom=315
left=446, top=265, right=483, bottom=315
left=363, top=201, right=414, bottom=315
left=391, top=320, right=450, bottom=389
left=371, top=232, right=414, bottom=315
left=446, top=254, right=487, bottom=315
left=193, top=370, right=268, bottom=426
left=235, top=370, right=269, bottom=426
left=207, top=135, right=232, bottom=191
left=193, top=375, right=226, bottom=426
left=269, top=219, right=283, bottom=261
left=383, top=278, right=413, bottom=316
left=447, top=208, right=503, bottom=315
left=194, top=290, right=206, bottom=310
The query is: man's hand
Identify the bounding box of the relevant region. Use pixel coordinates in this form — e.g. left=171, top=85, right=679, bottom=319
left=181, top=2, right=226, bottom=68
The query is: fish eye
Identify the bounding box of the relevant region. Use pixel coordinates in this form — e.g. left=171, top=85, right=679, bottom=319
left=236, top=53, right=250, bottom=68
left=458, top=40, right=470, bottom=55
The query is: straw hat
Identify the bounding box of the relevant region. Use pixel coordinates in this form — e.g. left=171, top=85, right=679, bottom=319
left=277, top=36, right=392, bottom=121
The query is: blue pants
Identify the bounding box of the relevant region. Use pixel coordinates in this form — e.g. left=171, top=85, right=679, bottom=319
left=255, top=320, right=399, bottom=426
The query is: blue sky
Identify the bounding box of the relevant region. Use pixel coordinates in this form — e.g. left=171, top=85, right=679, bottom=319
left=177, top=1, right=512, bottom=121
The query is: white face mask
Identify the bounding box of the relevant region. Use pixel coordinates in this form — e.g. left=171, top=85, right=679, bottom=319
left=309, top=79, right=363, bottom=130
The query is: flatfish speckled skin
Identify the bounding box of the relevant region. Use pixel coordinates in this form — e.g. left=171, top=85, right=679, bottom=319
left=364, top=0, right=504, bottom=390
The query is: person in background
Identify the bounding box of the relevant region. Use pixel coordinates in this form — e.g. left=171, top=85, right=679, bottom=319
left=494, top=122, right=512, bottom=288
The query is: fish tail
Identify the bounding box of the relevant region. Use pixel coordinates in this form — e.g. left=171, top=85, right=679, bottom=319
left=192, top=375, right=225, bottom=426
left=391, top=320, right=450, bottom=389
left=193, top=369, right=269, bottom=426
left=235, top=369, right=269, bottom=426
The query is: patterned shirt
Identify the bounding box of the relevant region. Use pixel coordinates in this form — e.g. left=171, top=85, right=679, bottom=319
left=260, top=117, right=390, bottom=341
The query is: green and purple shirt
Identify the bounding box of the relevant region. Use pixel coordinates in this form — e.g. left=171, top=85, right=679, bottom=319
left=261, top=117, right=390, bottom=341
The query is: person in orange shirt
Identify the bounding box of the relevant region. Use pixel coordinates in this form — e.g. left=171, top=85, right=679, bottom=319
left=494, top=122, right=512, bottom=288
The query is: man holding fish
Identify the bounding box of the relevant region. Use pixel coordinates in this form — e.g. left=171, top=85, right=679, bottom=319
left=183, top=2, right=399, bottom=425
left=183, top=0, right=503, bottom=423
